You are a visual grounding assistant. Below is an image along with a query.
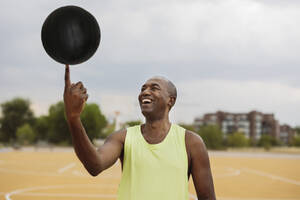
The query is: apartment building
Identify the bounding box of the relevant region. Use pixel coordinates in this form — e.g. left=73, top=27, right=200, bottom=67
left=194, top=110, right=286, bottom=142
left=279, top=124, right=295, bottom=144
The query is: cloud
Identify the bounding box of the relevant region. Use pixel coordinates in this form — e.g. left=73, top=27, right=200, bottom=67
left=174, top=79, right=300, bottom=126
left=0, top=0, right=300, bottom=126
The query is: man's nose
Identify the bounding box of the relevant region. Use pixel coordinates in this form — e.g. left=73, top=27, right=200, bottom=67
left=141, top=87, right=151, bottom=96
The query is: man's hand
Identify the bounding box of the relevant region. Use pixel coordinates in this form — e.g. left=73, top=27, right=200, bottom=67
left=63, top=64, right=88, bottom=120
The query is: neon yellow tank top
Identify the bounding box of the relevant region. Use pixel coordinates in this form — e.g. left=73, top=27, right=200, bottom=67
left=117, top=124, right=189, bottom=200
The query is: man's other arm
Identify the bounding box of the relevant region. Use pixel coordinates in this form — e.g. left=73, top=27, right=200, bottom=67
left=186, top=130, right=216, bottom=200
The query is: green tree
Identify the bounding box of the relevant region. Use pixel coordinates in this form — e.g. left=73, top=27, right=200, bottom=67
left=197, top=125, right=224, bottom=150
left=0, top=98, right=35, bottom=142
left=294, top=127, right=300, bottom=135
left=249, top=138, right=258, bottom=147
left=80, top=103, right=107, bottom=140
left=0, top=118, right=3, bottom=142
left=226, top=132, right=249, bottom=147
left=16, top=123, right=35, bottom=145
left=257, top=135, right=276, bottom=150
left=123, top=120, right=142, bottom=128
left=33, top=115, right=50, bottom=141
left=47, top=101, right=70, bottom=144
left=102, top=120, right=116, bottom=138
left=179, top=123, right=197, bottom=132
left=291, top=135, right=300, bottom=146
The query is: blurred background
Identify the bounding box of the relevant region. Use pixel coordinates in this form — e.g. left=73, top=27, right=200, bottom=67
left=1, top=1, right=300, bottom=199
left=0, top=0, right=300, bottom=147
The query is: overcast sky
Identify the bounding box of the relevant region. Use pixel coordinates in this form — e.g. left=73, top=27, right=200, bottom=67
left=1, top=0, right=300, bottom=126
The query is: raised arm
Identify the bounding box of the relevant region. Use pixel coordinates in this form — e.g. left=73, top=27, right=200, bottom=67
left=63, top=64, right=125, bottom=176
left=186, top=130, right=216, bottom=200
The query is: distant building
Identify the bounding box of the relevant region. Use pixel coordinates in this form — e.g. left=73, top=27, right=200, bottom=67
left=279, top=124, right=296, bottom=144
left=194, top=110, right=294, bottom=143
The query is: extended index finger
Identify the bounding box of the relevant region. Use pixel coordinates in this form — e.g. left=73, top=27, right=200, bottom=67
left=65, top=64, right=71, bottom=88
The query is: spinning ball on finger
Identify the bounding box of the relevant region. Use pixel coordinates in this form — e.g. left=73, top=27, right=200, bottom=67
left=41, top=5, right=101, bottom=65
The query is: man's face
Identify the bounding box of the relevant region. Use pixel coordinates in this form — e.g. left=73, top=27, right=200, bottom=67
left=138, top=78, right=171, bottom=118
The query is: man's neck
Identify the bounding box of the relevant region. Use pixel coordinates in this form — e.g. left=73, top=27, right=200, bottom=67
left=143, top=117, right=171, bottom=137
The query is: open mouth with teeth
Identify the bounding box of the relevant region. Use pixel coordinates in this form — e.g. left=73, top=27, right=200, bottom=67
left=142, top=98, right=152, bottom=104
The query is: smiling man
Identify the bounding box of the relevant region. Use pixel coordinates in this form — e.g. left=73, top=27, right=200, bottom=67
left=64, top=65, right=216, bottom=200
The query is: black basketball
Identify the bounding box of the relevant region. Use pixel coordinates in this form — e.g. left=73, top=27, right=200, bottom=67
left=41, top=6, right=101, bottom=65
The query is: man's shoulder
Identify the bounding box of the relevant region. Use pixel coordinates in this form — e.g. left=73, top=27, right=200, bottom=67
left=184, top=129, right=207, bottom=152
left=173, top=124, right=203, bottom=144
left=105, top=129, right=127, bottom=144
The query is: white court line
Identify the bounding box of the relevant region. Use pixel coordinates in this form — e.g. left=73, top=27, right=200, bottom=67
left=72, top=170, right=85, bottom=176
left=4, top=183, right=198, bottom=200
left=7, top=186, right=297, bottom=200
left=57, top=163, right=75, bottom=173
left=0, top=168, right=74, bottom=177
left=214, top=167, right=241, bottom=178
left=9, top=192, right=202, bottom=200
left=0, top=148, right=12, bottom=153
left=11, top=192, right=116, bottom=198
left=5, top=184, right=117, bottom=200
left=0, top=167, right=120, bottom=179
left=242, top=167, right=300, bottom=186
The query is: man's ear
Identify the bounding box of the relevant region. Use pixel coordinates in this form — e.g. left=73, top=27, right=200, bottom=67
left=168, top=96, right=176, bottom=110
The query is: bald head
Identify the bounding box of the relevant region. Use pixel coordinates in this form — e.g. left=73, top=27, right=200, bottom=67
left=147, top=76, right=177, bottom=109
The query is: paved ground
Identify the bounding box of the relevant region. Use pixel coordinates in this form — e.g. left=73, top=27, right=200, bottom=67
left=0, top=147, right=299, bottom=200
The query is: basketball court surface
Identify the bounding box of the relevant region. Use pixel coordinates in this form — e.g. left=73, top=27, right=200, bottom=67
left=0, top=147, right=299, bottom=200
